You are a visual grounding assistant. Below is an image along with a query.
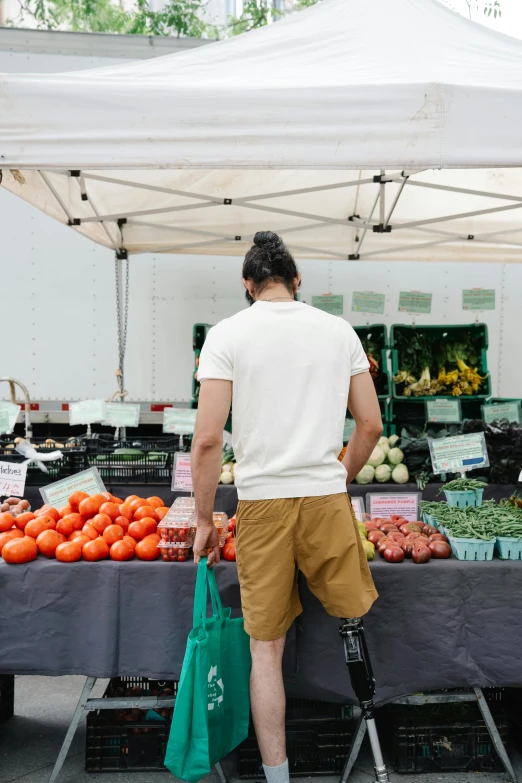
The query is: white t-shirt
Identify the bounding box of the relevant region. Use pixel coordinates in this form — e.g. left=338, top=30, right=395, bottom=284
left=197, top=301, right=370, bottom=501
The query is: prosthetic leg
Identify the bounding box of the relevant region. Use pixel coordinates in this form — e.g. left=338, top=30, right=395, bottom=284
left=339, top=618, right=389, bottom=783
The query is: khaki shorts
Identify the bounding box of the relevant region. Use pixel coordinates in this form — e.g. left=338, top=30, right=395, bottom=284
left=235, top=493, right=378, bottom=641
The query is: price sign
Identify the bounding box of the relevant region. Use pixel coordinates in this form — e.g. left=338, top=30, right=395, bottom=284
left=69, top=400, right=107, bottom=426
left=312, top=295, right=344, bottom=316
left=351, top=292, right=385, bottom=315
left=350, top=496, right=365, bottom=522
left=482, top=402, right=521, bottom=425
left=398, top=292, right=432, bottom=314
left=462, top=289, right=496, bottom=311
left=40, top=467, right=106, bottom=510
left=343, top=418, right=356, bottom=442
left=172, top=453, right=193, bottom=491
left=429, top=433, right=489, bottom=475
left=103, top=404, right=140, bottom=428
left=0, top=401, right=21, bottom=434
left=0, top=461, right=27, bottom=498
left=426, top=399, right=462, bottom=423
left=163, top=408, right=197, bottom=435
left=367, top=493, right=420, bottom=522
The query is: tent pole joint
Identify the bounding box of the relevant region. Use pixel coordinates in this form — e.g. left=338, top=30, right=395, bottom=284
left=117, top=218, right=127, bottom=228
left=116, top=249, right=128, bottom=260
left=467, top=234, right=475, bottom=240
left=69, top=170, right=81, bottom=178
left=372, top=224, right=392, bottom=233
left=68, top=218, right=81, bottom=226
left=235, top=236, right=241, bottom=241
left=348, top=254, right=360, bottom=260
left=224, top=198, right=232, bottom=205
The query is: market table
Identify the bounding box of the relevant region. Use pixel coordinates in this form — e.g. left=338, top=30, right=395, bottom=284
left=1, top=557, right=521, bottom=704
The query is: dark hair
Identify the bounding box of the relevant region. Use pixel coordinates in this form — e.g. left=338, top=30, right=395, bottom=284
left=242, top=231, right=300, bottom=305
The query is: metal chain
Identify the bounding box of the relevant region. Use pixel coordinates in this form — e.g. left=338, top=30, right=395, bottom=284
left=115, top=255, right=130, bottom=396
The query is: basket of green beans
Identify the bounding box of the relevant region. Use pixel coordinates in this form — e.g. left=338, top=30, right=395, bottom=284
left=440, top=479, right=487, bottom=509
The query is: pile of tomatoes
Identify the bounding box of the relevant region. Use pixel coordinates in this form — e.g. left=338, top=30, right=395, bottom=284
left=0, top=492, right=171, bottom=565
left=364, top=515, right=451, bottom=564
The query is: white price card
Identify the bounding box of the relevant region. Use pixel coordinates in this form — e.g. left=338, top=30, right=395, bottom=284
left=367, top=493, right=421, bottom=522
left=0, top=401, right=22, bottom=434
left=69, top=400, right=107, bottom=426
left=482, top=402, right=521, bottom=425
left=429, top=433, right=489, bottom=475
left=349, top=496, right=365, bottom=522
left=40, top=467, right=106, bottom=510
left=0, top=461, right=27, bottom=498
left=103, top=403, right=140, bottom=428
left=163, top=408, right=197, bottom=435
left=426, top=399, right=462, bottom=424
left=172, top=453, right=193, bottom=491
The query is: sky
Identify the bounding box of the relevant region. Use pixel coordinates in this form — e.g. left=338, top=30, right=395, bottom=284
left=437, top=0, right=522, bottom=39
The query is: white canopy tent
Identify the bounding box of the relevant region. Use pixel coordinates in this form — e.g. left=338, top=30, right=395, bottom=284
left=2, top=0, right=522, bottom=262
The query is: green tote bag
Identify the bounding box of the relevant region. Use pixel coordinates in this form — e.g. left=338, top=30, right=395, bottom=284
left=165, top=559, right=251, bottom=782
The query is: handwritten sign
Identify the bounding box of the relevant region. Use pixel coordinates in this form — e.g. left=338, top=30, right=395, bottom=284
left=0, top=401, right=21, bottom=434
left=163, top=408, right=197, bottom=435
left=429, top=433, right=489, bottom=475
left=343, top=419, right=356, bottom=442
left=0, top=461, right=27, bottom=498
left=172, top=453, right=193, bottom=491
left=482, top=402, right=521, bottom=425
left=398, top=292, right=432, bottom=314
left=312, top=295, right=344, bottom=316
left=367, top=493, right=420, bottom=522
left=40, top=467, right=106, bottom=510
left=426, top=399, right=462, bottom=423
left=350, top=496, right=365, bottom=522
left=103, top=403, right=140, bottom=428
left=69, top=400, right=107, bottom=426
left=463, top=289, right=496, bottom=311
left=351, top=292, right=385, bottom=314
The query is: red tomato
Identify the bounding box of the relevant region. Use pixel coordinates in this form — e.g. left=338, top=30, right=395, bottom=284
left=36, top=530, right=66, bottom=558
left=114, top=515, right=130, bottom=532
left=99, top=502, right=120, bottom=521
left=110, top=540, right=134, bottom=561
left=140, top=517, right=158, bottom=536
left=78, top=497, right=100, bottom=519
left=122, top=535, right=137, bottom=552
left=135, top=537, right=160, bottom=560
left=103, top=525, right=124, bottom=546
left=91, top=513, right=112, bottom=534
left=412, top=546, right=432, bottom=564
left=83, top=538, right=110, bottom=561
left=146, top=496, right=165, bottom=509
left=222, top=540, right=236, bottom=561
left=0, top=513, right=15, bottom=533
left=367, top=530, right=385, bottom=546
left=0, top=529, right=24, bottom=554
left=128, top=498, right=148, bottom=515
left=68, top=491, right=89, bottom=510
left=428, top=541, right=451, bottom=559
left=429, top=533, right=448, bottom=543
left=118, top=504, right=133, bottom=521
left=133, top=506, right=159, bottom=523
left=15, top=511, right=35, bottom=531
left=128, top=520, right=148, bottom=541
left=56, top=541, right=82, bottom=562
left=2, top=536, right=38, bottom=564
left=82, top=523, right=99, bottom=541
left=383, top=545, right=405, bottom=563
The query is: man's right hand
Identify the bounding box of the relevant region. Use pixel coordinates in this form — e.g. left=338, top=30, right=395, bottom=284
left=193, top=521, right=221, bottom=568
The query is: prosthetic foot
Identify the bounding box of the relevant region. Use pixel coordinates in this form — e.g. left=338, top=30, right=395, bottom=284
left=339, top=618, right=389, bottom=783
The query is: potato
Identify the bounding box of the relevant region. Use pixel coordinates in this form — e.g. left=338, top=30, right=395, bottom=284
left=19, top=500, right=30, bottom=510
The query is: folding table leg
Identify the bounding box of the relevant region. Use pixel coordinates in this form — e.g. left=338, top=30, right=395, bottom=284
left=48, top=676, right=96, bottom=783
left=474, top=687, right=518, bottom=783
left=214, top=761, right=227, bottom=783
left=340, top=713, right=367, bottom=783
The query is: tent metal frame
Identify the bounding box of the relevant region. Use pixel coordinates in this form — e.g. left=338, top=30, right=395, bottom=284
left=34, top=168, right=522, bottom=260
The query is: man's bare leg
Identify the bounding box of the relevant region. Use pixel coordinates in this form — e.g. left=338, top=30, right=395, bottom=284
left=250, top=636, right=287, bottom=770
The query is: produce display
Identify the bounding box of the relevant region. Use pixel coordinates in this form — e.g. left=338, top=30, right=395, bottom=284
left=357, top=329, right=388, bottom=397
left=358, top=514, right=451, bottom=564
left=353, top=435, right=410, bottom=485
left=393, top=329, right=487, bottom=397
left=420, top=499, right=522, bottom=542
left=0, top=496, right=31, bottom=516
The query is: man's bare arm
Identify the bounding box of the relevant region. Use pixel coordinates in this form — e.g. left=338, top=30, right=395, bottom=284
left=342, top=371, right=383, bottom=484
left=191, top=379, right=232, bottom=565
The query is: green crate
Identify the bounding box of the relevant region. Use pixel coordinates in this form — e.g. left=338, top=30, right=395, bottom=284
left=390, top=324, right=490, bottom=401
left=353, top=324, right=390, bottom=400
left=388, top=399, right=483, bottom=436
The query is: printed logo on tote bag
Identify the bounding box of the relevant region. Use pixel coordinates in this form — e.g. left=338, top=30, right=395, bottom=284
left=207, top=665, right=224, bottom=711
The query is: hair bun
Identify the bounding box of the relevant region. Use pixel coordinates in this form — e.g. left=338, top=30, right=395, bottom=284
left=253, top=231, right=282, bottom=250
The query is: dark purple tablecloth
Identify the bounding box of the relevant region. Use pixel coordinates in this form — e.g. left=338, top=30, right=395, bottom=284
left=1, top=556, right=521, bottom=705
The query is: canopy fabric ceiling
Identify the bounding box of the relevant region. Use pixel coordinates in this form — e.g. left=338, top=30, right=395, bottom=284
left=2, top=0, right=522, bottom=261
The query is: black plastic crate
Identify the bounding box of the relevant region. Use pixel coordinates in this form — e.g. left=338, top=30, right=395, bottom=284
left=85, top=677, right=177, bottom=772
left=238, top=700, right=355, bottom=778
left=0, top=438, right=86, bottom=486
left=393, top=718, right=508, bottom=774
left=389, top=399, right=484, bottom=437
left=0, top=675, right=14, bottom=723
left=86, top=446, right=175, bottom=486
left=353, top=324, right=390, bottom=400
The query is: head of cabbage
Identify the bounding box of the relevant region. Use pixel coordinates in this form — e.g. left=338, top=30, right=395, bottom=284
left=367, top=446, right=385, bottom=468
left=387, top=447, right=404, bottom=466
left=391, top=464, right=409, bottom=484
left=355, top=465, right=375, bottom=484
left=375, top=464, right=392, bottom=483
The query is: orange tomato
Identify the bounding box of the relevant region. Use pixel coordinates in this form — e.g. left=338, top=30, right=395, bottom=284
left=56, top=541, right=82, bottom=563
left=25, top=518, right=51, bottom=539
left=122, top=534, right=137, bottom=552
left=69, top=533, right=90, bottom=549
left=62, top=512, right=84, bottom=531
left=2, top=536, right=38, bottom=564
left=135, top=536, right=160, bottom=561
left=82, top=523, right=99, bottom=541
left=91, top=494, right=107, bottom=511
left=110, top=540, right=134, bottom=561
left=36, top=529, right=66, bottom=557
left=83, top=538, right=110, bottom=562
left=15, top=511, right=36, bottom=531
left=128, top=498, right=148, bottom=515
left=128, top=520, right=148, bottom=541
left=140, top=517, right=158, bottom=536
left=114, top=515, right=130, bottom=532
left=0, top=512, right=15, bottom=533
left=133, top=506, right=159, bottom=523
left=145, top=533, right=161, bottom=544
left=112, top=497, right=123, bottom=505
left=103, top=524, right=124, bottom=546
left=37, top=514, right=57, bottom=531
left=56, top=517, right=75, bottom=538
left=99, top=502, right=120, bottom=521
left=102, top=491, right=115, bottom=502
left=118, top=504, right=133, bottom=521
left=78, top=497, right=99, bottom=519
left=155, top=507, right=169, bottom=521
left=58, top=505, right=72, bottom=519
left=146, top=496, right=165, bottom=510
left=0, top=529, right=24, bottom=554
left=69, top=491, right=89, bottom=510
left=125, top=495, right=139, bottom=503
left=92, top=513, right=112, bottom=535
left=35, top=506, right=60, bottom=523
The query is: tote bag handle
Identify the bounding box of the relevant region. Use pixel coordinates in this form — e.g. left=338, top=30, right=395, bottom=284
left=193, top=558, right=224, bottom=629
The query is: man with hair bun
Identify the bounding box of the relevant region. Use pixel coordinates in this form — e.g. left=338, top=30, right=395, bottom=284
left=192, top=231, right=382, bottom=783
